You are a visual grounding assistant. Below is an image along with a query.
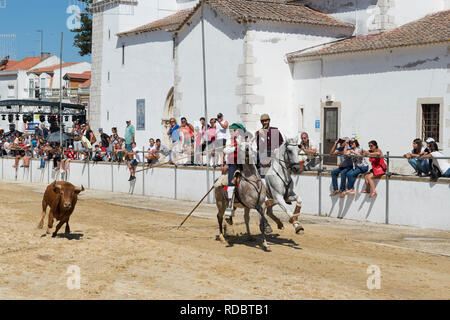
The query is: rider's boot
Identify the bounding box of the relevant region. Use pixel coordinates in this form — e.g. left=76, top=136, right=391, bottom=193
left=224, top=186, right=235, bottom=217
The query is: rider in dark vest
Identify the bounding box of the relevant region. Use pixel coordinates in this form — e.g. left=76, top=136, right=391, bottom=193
left=255, top=114, right=284, bottom=177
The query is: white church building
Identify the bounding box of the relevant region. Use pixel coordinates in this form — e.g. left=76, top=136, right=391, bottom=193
left=90, top=0, right=449, bottom=172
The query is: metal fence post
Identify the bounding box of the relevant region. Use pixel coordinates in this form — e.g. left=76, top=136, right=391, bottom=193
left=318, top=143, right=322, bottom=216
left=142, top=147, right=145, bottom=196
left=30, top=158, right=33, bottom=182
left=47, top=159, right=50, bottom=183
left=111, top=161, right=114, bottom=192
left=174, top=164, right=177, bottom=200
left=385, top=151, right=390, bottom=224
left=1, top=157, right=3, bottom=180
left=87, top=159, right=91, bottom=189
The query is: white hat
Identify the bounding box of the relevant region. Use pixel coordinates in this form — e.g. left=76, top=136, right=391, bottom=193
left=425, top=137, right=435, bottom=143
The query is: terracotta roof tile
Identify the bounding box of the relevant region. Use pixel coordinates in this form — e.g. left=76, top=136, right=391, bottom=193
left=28, top=62, right=80, bottom=74
left=64, top=72, right=91, bottom=80
left=118, top=8, right=194, bottom=37
left=175, top=0, right=354, bottom=31
left=1, top=57, right=41, bottom=71
left=287, top=10, right=450, bottom=60
left=80, top=78, right=91, bottom=88
left=119, top=0, right=353, bottom=37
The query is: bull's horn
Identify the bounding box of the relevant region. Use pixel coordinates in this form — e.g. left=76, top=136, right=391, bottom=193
left=75, top=185, right=85, bottom=192
left=53, top=181, right=61, bottom=190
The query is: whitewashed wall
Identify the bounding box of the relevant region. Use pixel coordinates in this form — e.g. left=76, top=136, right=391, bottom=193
left=0, top=74, right=16, bottom=101
left=249, top=22, right=353, bottom=136
left=1, top=157, right=449, bottom=231
left=392, top=0, right=448, bottom=27
left=176, top=6, right=245, bottom=126
left=297, top=0, right=448, bottom=35
left=100, top=11, right=175, bottom=150
left=291, top=44, right=449, bottom=173
left=51, top=62, right=91, bottom=89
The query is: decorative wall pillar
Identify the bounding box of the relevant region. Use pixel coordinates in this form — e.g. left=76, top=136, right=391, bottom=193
left=236, top=29, right=264, bottom=134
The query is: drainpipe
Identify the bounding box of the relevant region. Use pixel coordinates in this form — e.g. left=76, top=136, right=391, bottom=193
left=200, top=0, right=210, bottom=203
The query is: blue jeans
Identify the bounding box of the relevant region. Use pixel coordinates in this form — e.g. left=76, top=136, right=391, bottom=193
left=408, top=159, right=430, bottom=174
left=40, top=157, right=45, bottom=168
left=228, top=164, right=238, bottom=186
left=443, top=168, right=450, bottom=178
left=346, top=166, right=369, bottom=190
left=331, top=166, right=351, bottom=192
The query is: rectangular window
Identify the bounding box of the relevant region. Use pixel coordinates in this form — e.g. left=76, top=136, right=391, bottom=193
left=136, top=99, right=145, bottom=130
left=298, top=107, right=304, bottom=131
left=7, top=84, right=14, bottom=97
left=108, top=29, right=111, bottom=40
left=108, top=71, right=110, bottom=82
left=422, top=104, right=440, bottom=142
left=122, top=45, right=125, bottom=65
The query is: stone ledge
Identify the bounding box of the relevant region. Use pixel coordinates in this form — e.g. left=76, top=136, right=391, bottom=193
left=2, top=157, right=449, bottom=183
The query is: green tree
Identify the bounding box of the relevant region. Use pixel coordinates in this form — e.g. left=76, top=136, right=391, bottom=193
left=71, top=0, right=92, bottom=57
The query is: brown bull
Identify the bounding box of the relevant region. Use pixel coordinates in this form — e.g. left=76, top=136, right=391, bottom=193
left=38, top=181, right=84, bottom=238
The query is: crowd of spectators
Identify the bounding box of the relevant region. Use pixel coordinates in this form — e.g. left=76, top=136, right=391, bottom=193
left=1, top=113, right=449, bottom=185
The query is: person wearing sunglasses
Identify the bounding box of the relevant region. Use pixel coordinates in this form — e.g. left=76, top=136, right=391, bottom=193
left=167, top=118, right=181, bottom=164
left=362, top=140, right=386, bottom=198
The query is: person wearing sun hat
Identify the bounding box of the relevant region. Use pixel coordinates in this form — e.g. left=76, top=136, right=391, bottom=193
left=255, top=113, right=284, bottom=177
left=222, top=123, right=247, bottom=217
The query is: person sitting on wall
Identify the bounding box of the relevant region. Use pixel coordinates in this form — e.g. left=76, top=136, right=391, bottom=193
left=329, top=137, right=353, bottom=198
left=145, top=138, right=158, bottom=165
left=420, top=142, right=450, bottom=179
left=152, top=139, right=171, bottom=164
left=343, top=137, right=369, bottom=196
left=362, top=140, right=386, bottom=198
left=127, top=142, right=141, bottom=181
left=92, top=145, right=104, bottom=162
left=298, top=132, right=320, bottom=171
left=404, top=138, right=429, bottom=176
left=61, top=145, right=75, bottom=174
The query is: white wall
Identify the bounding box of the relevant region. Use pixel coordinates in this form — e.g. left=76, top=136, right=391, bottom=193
left=114, top=0, right=198, bottom=34
left=392, top=0, right=448, bottom=27
left=250, top=22, right=353, bottom=135
left=176, top=6, right=245, bottom=126
left=51, top=62, right=91, bottom=89
left=100, top=26, right=175, bottom=149
left=0, top=74, right=16, bottom=101
left=297, top=0, right=448, bottom=35
left=1, top=157, right=448, bottom=231
left=292, top=44, right=449, bottom=173
left=30, top=55, right=60, bottom=71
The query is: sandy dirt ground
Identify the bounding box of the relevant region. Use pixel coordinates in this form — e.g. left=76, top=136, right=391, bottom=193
left=0, top=181, right=449, bottom=300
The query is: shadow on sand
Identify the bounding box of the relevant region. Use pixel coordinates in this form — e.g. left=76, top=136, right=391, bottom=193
left=41, top=232, right=84, bottom=240
left=217, top=233, right=302, bottom=251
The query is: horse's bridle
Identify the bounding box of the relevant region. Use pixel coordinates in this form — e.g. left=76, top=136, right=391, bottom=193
left=273, top=143, right=298, bottom=189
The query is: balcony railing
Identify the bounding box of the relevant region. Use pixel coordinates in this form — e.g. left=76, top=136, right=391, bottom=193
left=26, top=87, right=89, bottom=99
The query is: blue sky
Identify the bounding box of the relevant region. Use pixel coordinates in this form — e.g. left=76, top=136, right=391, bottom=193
left=0, top=0, right=91, bottom=63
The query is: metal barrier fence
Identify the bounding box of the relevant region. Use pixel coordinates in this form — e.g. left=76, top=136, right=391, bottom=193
left=1, top=145, right=449, bottom=226
left=308, top=144, right=450, bottom=224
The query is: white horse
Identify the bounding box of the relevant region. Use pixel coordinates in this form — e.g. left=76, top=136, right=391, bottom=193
left=264, top=136, right=304, bottom=234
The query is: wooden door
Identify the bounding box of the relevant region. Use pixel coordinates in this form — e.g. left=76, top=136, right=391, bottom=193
left=323, top=108, right=338, bottom=165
